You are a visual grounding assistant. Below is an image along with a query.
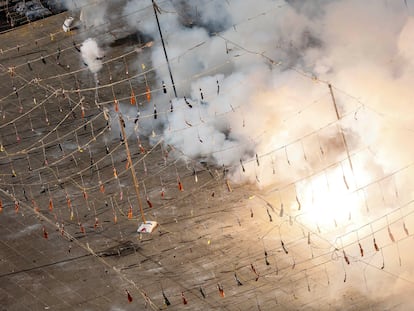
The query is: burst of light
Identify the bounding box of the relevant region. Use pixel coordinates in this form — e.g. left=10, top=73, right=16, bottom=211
left=295, top=167, right=365, bottom=234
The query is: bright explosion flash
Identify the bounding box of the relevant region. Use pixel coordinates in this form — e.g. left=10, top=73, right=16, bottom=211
left=295, top=166, right=366, bottom=235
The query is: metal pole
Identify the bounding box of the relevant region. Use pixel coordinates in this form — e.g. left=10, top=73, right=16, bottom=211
left=118, top=113, right=146, bottom=223
left=152, top=0, right=178, bottom=98
left=328, top=83, right=353, bottom=171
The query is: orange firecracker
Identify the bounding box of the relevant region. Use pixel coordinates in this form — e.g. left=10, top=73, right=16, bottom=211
left=114, top=99, right=119, bottom=112
left=99, top=183, right=105, bottom=194
left=0, top=199, right=3, bottom=213
left=127, top=206, right=133, bottom=219
left=218, top=284, right=225, bottom=298
left=130, top=90, right=136, bottom=105
left=49, top=198, right=53, bottom=211
left=146, top=85, right=151, bottom=102
left=138, top=144, right=146, bottom=154
left=66, top=196, right=72, bottom=209
left=226, top=180, right=232, bottom=192
left=178, top=181, right=184, bottom=191
left=14, top=201, right=19, bottom=213
left=32, top=199, right=40, bottom=212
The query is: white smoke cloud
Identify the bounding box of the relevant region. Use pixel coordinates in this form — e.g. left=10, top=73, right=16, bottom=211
left=72, top=0, right=414, bottom=208
left=66, top=0, right=414, bottom=308
left=80, top=38, right=104, bottom=73
left=64, top=0, right=109, bottom=30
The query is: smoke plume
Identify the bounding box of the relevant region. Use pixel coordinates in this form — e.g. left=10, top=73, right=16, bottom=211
left=80, top=38, right=104, bottom=73
left=66, top=0, right=414, bottom=308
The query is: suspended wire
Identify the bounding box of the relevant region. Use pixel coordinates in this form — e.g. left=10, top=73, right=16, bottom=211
left=1, top=1, right=414, bottom=308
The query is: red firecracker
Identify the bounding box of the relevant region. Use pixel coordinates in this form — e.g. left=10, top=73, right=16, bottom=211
left=42, top=226, right=48, bottom=239
left=126, top=289, right=133, bottom=303
left=181, top=292, right=188, bottom=305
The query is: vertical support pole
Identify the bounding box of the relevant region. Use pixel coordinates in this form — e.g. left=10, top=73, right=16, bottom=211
left=152, top=0, right=178, bottom=98
left=328, top=83, right=353, bottom=171
left=118, top=113, right=146, bottom=223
